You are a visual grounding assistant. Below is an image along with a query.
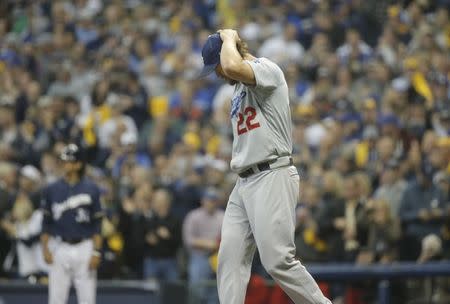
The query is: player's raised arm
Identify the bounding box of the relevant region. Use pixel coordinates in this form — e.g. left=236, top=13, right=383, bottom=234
left=218, top=29, right=256, bottom=86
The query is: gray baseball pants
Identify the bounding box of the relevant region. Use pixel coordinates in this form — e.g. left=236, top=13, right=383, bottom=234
left=217, top=165, right=332, bottom=304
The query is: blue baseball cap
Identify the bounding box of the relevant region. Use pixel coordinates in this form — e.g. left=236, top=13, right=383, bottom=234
left=198, top=33, right=223, bottom=78
left=202, top=188, right=220, bottom=200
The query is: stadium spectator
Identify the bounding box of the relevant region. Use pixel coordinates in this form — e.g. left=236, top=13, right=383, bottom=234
left=295, top=184, right=328, bottom=263
left=374, top=159, right=408, bottom=217
left=0, top=193, right=47, bottom=279
left=143, top=188, right=181, bottom=282
left=315, top=170, right=346, bottom=262
left=357, top=198, right=401, bottom=265
left=118, top=182, right=153, bottom=279
left=183, top=188, right=224, bottom=304
left=399, top=161, right=449, bottom=261
left=341, top=174, right=369, bottom=262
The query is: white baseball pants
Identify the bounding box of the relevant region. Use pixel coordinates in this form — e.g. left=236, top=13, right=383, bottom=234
left=49, top=239, right=96, bottom=304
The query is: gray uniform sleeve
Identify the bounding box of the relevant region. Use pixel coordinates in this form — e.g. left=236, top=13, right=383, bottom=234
left=246, top=58, right=282, bottom=91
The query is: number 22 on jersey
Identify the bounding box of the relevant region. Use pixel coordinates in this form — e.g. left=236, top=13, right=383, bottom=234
left=237, top=106, right=260, bottom=135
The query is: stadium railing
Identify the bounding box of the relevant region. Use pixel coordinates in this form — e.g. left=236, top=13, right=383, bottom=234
left=0, top=261, right=449, bottom=304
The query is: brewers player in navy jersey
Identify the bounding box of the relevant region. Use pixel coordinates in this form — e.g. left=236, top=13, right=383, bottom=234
left=40, top=144, right=103, bottom=304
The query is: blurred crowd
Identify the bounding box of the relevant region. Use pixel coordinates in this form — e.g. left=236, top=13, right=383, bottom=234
left=0, top=0, right=449, bottom=302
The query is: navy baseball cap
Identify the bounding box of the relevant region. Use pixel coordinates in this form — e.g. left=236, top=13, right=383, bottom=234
left=198, top=33, right=223, bottom=78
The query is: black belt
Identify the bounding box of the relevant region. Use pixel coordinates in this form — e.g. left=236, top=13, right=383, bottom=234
left=238, top=157, right=293, bottom=178
left=62, top=237, right=85, bottom=244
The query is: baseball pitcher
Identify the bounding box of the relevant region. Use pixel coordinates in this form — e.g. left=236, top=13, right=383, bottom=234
left=199, top=29, right=332, bottom=304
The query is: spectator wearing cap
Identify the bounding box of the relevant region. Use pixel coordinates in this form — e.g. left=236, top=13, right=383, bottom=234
left=374, top=159, right=408, bottom=217
left=182, top=188, right=224, bottom=304
left=398, top=161, right=450, bottom=260
left=19, top=165, right=42, bottom=209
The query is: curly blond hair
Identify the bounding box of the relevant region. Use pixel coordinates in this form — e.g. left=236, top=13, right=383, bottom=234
left=236, top=39, right=250, bottom=58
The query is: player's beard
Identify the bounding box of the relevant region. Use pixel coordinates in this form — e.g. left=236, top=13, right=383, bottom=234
left=218, top=73, right=237, bottom=85
left=220, top=74, right=237, bottom=85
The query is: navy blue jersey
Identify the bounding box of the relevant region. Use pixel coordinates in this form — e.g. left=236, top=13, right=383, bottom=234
left=41, top=177, right=103, bottom=239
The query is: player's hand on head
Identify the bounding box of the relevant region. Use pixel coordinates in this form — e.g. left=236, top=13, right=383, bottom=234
left=218, top=29, right=240, bottom=42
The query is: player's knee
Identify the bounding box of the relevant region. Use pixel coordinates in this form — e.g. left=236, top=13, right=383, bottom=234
left=260, top=251, right=298, bottom=277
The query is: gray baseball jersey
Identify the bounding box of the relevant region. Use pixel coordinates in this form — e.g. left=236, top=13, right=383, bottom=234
left=230, top=57, right=292, bottom=172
